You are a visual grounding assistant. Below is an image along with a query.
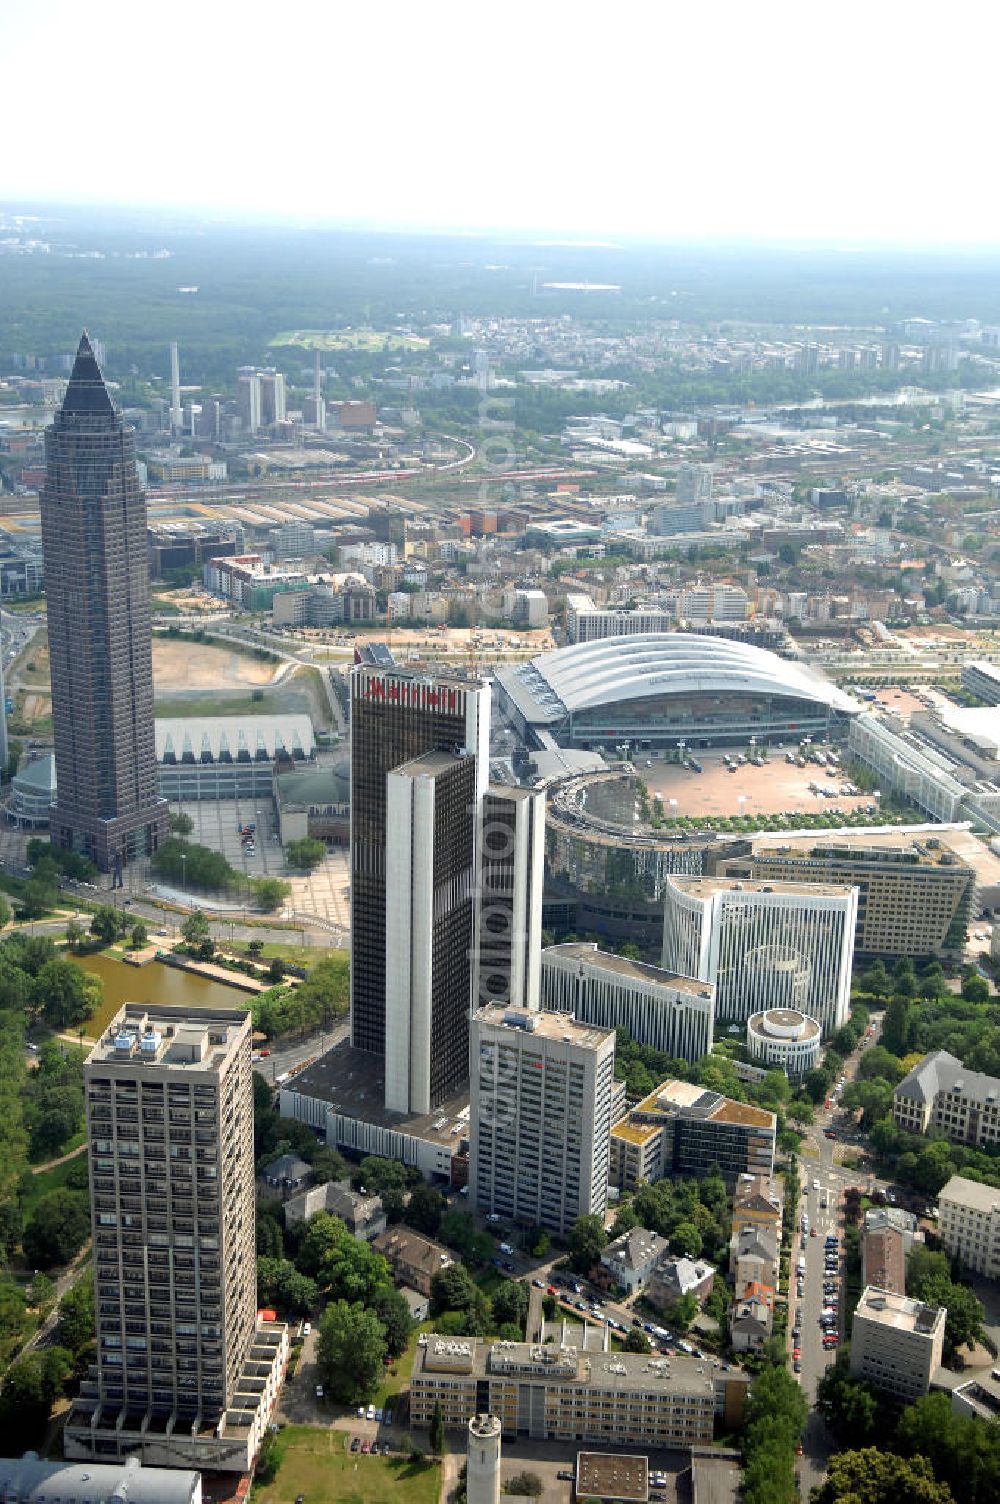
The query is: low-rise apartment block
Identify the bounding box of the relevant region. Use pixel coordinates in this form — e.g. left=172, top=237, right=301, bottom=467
left=410, top=1333, right=749, bottom=1446
left=611, top=1080, right=775, bottom=1191
left=938, top=1174, right=1000, bottom=1279
left=849, top=1287, right=945, bottom=1402
left=893, top=1050, right=1000, bottom=1147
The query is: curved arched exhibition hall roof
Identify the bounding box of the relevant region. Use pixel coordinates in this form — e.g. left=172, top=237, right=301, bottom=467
left=498, top=633, right=859, bottom=725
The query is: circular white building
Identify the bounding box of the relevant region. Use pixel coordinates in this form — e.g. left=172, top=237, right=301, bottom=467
left=466, top=1413, right=501, bottom=1504
left=747, top=1007, right=822, bottom=1080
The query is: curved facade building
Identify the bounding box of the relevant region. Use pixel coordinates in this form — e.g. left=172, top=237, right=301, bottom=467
left=540, top=941, right=715, bottom=1064
left=498, top=633, right=858, bottom=750
left=747, top=1008, right=822, bottom=1081
left=661, top=875, right=857, bottom=1037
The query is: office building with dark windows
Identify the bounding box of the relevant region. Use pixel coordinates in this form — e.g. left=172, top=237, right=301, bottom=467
left=64, top=1006, right=287, bottom=1471
left=349, top=664, right=490, bottom=1084
left=40, top=334, right=169, bottom=872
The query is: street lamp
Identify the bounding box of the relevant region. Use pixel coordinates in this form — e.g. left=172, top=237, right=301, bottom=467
left=180, top=853, right=187, bottom=894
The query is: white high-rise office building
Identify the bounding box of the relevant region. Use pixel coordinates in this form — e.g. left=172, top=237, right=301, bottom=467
left=541, top=941, right=714, bottom=1064
left=469, top=1005, right=615, bottom=1237
left=661, top=875, right=857, bottom=1037
left=385, top=750, right=478, bottom=1116
left=476, top=786, right=545, bottom=1012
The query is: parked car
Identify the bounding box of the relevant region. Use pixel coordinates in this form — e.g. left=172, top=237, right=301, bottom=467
left=350, top=1437, right=360, bottom=1453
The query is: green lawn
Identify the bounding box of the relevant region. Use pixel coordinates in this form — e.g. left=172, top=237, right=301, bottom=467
left=255, top=1426, right=439, bottom=1504
left=21, top=1149, right=88, bottom=1216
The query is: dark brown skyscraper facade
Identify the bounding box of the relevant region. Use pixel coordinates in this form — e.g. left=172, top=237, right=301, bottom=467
left=349, top=664, right=489, bottom=1070
left=41, top=334, right=169, bottom=871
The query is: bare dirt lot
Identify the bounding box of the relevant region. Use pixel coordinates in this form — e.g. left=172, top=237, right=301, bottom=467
left=152, top=638, right=280, bottom=691
left=642, top=749, right=874, bottom=820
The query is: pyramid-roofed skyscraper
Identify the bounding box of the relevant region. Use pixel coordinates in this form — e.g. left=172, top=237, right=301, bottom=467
left=40, top=333, right=169, bottom=871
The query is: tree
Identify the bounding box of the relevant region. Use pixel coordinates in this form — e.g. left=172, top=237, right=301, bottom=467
left=860, top=960, right=891, bottom=998
left=129, top=920, right=148, bottom=949
left=251, top=877, right=291, bottom=912
left=816, top=1350, right=879, bottom=1444
left=22, top=1188, right=90, bottom=1269
left=89, top=906, right=127, bottom=946
left=20, top=877, right=57, bottom=920
left=881, top=997, right=912, bottom=1056
left=405, top=1182, right=444, bottom=1237
left=0, top=1347, right=74, bottom=1450
left=58, top=1276, right=95, bottom=1355
left=671, top=1221, right=703, bottom=1259
left=625, top=1326, right=651, bottom=1353
left=0, top=1282, right=26, bottom=1341
left=568, top=1213, right=607, bottom=1273
left=33, top=957, right=94, bottom=1029
left=430, top=1262, right=479, bottom=1317
left=908, top=1265, right=986, bottom=1360
left=64, top=919, right=85, bottom=952
left=491, top=1278, right=529, bottom=1333
left=665, top=1290, right=698, bottom=1332
left=297, top=1212, right=389, bottom=1303
left=503, top=1474, right=542, bottom=1498
left=439, top=1208, right=494, bottom=1267
left=813, top=1448, right=955, bottom=1504
left=429, top=1399, right=445, bottom=1455
left=315, top=1300, right=387, bottom=1405
left=895, top=1391, right=1000, bottom=1504
left=180, top=909, right=213, bottom=959
left=169, top=812, right=194, bottom=836
left=368, top=1284, right=413, bottom=1358
left=286, top=837, right=327, bottom=871
left=963, top=975, right=991, bottom=1005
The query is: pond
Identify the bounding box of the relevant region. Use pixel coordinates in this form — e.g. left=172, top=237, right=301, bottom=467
left=71, top=951, right=251, bottom=1037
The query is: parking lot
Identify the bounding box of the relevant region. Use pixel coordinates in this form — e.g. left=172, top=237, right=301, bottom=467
left=642, top=747, right=875, bottom=821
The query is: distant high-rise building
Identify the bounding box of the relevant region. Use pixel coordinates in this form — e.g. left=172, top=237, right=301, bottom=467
left=349, top=665, right=490, bottom=1092
left=64, top=1005, right=288, bottom=1470
left=385, top=750, right=478, bottom=1115
left=675, top=462, right=714, bottom=504
left=476, top=786, right=545, bottom=1012
left=169, top=341, right=182, bottom=432
left=237, top=369, right=262, bottom=433
left=40, top=334, right=169, bottom=871
left=259, top=370, right=286, bottom=426
left=469, top=1005, right=615, bottom=1237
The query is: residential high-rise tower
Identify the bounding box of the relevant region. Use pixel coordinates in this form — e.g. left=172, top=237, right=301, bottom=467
left=64, top=1005, right=288, bottom=1470
left=40, top=334, right=169, bottom=871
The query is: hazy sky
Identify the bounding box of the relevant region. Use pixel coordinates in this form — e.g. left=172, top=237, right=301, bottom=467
left=2, top=0, right=994, bottom=243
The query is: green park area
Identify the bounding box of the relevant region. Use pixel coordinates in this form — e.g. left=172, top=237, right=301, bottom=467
left=270, top=328, right=428, bottom=352
left=254, top=1427, right=439, bottom=1504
